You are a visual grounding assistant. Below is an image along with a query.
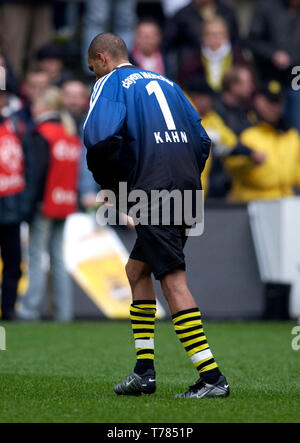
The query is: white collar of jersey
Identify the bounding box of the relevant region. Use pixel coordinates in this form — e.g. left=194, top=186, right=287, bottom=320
left=92, top=63, right=132, bottom=90
left=116, top=63, right=133, bottom=68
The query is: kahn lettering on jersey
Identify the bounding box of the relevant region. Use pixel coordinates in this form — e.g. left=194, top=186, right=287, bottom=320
left=154, top=131, right=188, bottom=144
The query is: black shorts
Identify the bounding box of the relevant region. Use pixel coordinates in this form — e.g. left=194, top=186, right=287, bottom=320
left=129, top=224, right=190, bottom=280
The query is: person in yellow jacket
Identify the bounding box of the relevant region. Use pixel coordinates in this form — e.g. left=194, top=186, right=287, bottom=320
left=224, top=81, right=300, bottom=202
left=200, top=104, right=237, bottom=196
left=185, top=77, right=241, bottom=197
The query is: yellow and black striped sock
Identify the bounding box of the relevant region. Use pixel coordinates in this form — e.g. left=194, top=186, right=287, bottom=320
left=172, top=307, right=221, bottom=382
left=130, top=300, right=156, bottom=375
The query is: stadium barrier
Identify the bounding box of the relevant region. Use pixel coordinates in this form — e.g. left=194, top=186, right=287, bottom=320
left=63, top=203, right=265, bottom=320
left=249, top=197, right=300, bottom=319
left=20, top=198, right=298, bottom=321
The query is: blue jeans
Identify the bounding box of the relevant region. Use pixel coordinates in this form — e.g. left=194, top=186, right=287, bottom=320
left=82, top=0, right=136, bottom=74
left=19, top=214, right=73, bottom=321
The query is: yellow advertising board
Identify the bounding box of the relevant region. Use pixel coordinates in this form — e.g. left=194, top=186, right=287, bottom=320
left=64, top=214, right=166, bottom=319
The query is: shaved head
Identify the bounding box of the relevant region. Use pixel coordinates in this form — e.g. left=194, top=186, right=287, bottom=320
left=87, top=33, right=130, bottom=80
left=88, top=33, right=128, bottom=61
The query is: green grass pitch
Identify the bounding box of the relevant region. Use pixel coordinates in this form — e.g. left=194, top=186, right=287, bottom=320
left=0, top=320, right=299, bottom=423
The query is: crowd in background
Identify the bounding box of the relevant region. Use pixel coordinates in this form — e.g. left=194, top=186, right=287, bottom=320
left=1, top=0, right=300, bottom=321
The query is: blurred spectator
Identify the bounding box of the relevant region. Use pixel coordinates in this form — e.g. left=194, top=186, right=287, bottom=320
left=136, top=0, right=165, bottom=25
left=0, top=53, right=19, bottom=97
left=179, top=16, right=247, bottom=91
left=224, top=81, right=300, bottom=202
left=162, top=0, right=190, bottom=18
left=0, top=90, right=35, bottom=320
left=61, top=80, right=89, bottom=128
left=248, top=0, right=300, bottom=84
left=0, top=51, right=22, bottom=117
left=186, top=77, right=237, bottom=197
left=0, top=90, right=22, bottom=120
left=18, top=87, right=82, bottom=322
left=163, top=0, right=240, bottom=79
left=62, top=79, right=99, bottom=210
left=0, top=0, right=53, bottom=78
left=215, top=65, right=256, bottom=135
left=14, top=68, right=51, bottom=133
left=35, top=44, right=72, bottom=87
left=53, top=0, right=83, bottom=40
left=130, top=20, right=167, bottom=76
left=82, top=0, right=137, bottom=75
left=248, top=0, right=300, bottom=131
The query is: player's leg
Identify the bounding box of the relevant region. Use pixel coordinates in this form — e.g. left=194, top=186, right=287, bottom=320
left=126, top=258, right=156, bottom=375
left=126, top=258, right=156, bottom=302
left=114, top=258, right=157, bottom=395
left=50, top=220, right=73, bottom=322
left=161, top=268, right=229, bottom=398
left=17, top=214, right=50, bottom=320
left=160, top=268, right=196, bottom=314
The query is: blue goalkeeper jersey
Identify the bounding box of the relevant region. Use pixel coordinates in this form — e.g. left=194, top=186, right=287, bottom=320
left=83, top=64, right=211, bottom=193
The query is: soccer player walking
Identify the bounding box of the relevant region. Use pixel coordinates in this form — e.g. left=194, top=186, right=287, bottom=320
left=83, top=33, right=229, bottom=398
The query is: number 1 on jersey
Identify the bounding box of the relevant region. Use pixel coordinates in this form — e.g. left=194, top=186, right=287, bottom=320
left=146, top=80, right=176, bottom=131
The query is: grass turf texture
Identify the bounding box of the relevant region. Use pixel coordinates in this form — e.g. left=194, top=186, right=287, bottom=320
left=0, top=320, right=299, bottom=423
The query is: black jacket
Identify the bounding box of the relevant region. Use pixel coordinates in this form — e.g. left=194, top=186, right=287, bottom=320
left=0, top=116, right=35, bottom=225
left=0, top=1, right=53, bottom=3
left=214, top=97, right=254, bottom=136
left=248, top=0, right=300, bottom=84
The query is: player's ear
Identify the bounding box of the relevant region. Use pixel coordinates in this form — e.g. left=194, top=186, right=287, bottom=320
left=96, top=52, right=106, bottom=65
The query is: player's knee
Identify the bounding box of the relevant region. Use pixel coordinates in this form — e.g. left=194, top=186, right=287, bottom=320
left=161, top=270, right=189, bottom=299
left=125, top=261, right=134, bottom=284
left=125, top=260, right=150, bottom=287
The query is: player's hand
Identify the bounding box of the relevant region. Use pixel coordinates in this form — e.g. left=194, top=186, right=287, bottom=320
left=97, top=189, right=115, bottom=208
left=81, top=193, right=98, bottom=210
left=206, top=129, right=220, bottom=146
left=251, top=150, right=267, bottom=165
left=272, top=51, right=291, bottom=70
left=126, top=214, right=135, bottom=230
left=119, top=213, right=135, bottom=230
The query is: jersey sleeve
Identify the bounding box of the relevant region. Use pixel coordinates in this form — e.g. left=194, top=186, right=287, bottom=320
left=83, top=77, right=126, bottom=150
left=197, top=121, right=212, bottom=172
left=181, top=89, right=211, bottom=172
left=83, top=74, right=127, bottom=190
